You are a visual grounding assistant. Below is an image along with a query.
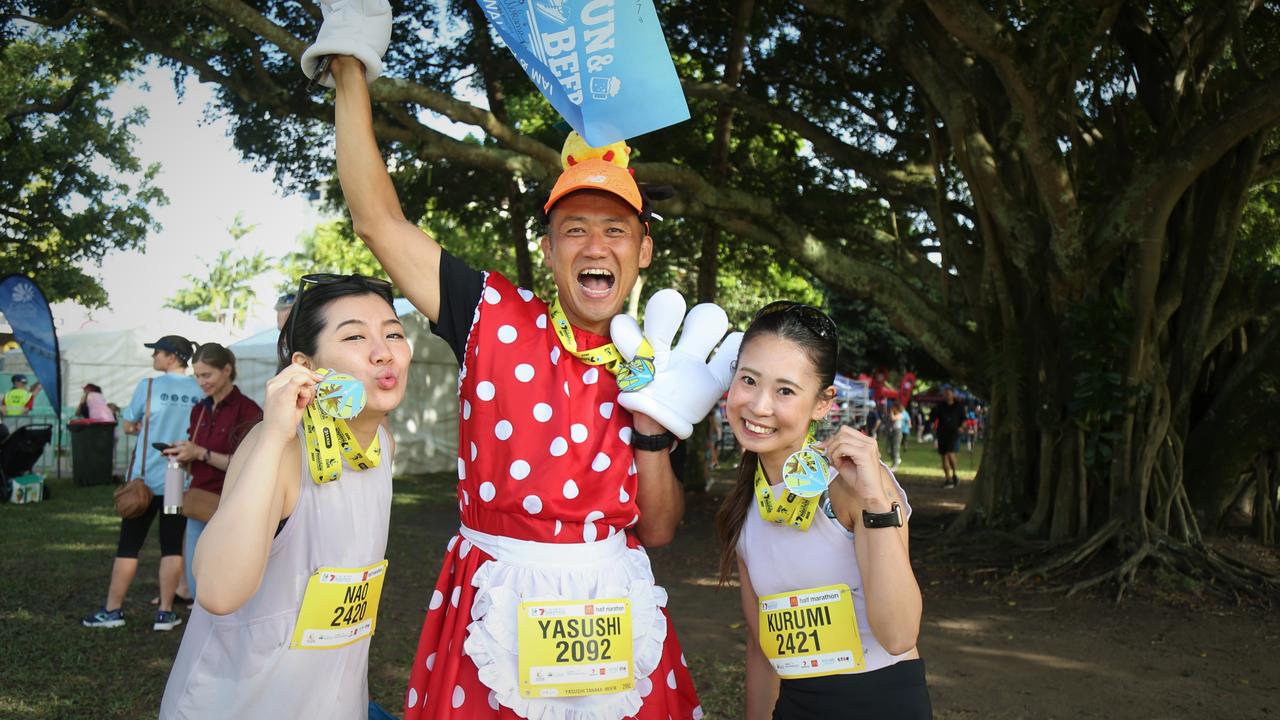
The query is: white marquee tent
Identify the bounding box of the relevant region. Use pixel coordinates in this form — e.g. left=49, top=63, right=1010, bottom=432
left=3, top=302, right=460, bottom=478
left=1, top=308, right=238, bottom=475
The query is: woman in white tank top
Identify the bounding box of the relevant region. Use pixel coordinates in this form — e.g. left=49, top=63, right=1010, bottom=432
left=715, top=302, right=932, bottom=719
left=160, top=275, right=411, bottom=719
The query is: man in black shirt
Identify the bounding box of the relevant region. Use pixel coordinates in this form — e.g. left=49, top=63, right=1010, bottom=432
left=933, top=385, right=966, bottom=488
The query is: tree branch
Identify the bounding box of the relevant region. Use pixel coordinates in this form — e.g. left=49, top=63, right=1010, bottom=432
left=681, top=80, right=934, bottom=192
left=191, top=0, right=560, bottom=167
left=3, top=78, right=91, bottom=120
left=1094, top=74, right=1280, bottom=258
left=923, top=0, right=1082, bottom=273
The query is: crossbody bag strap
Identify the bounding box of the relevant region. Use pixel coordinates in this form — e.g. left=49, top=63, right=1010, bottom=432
left=140, top=379, right=153, bottom=481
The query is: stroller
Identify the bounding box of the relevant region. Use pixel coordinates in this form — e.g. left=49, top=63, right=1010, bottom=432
left=1, top=423, right=53, bottom=503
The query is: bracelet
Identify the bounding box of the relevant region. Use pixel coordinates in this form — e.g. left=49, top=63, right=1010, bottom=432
left=630, top=430, right=675, bottom=452
left=203, top=447, right=212, bottom=463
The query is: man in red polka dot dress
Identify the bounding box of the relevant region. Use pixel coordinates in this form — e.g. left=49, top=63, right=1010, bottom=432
left=327, top=42, right=709, bottom=720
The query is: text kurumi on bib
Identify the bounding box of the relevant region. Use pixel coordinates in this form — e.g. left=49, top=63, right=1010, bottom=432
left=759, top=584, right=864, bottom=678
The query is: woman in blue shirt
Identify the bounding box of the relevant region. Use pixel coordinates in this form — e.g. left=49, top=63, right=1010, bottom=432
left=82, top=335, right=202, bottom=632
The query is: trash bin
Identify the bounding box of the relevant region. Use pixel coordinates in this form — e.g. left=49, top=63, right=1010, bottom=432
left=68, top=422, right=117, bottom=486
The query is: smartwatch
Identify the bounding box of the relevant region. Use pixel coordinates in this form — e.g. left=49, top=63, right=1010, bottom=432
left=862, top=502, right=903, bottom=529
left=630, top=430, right=675, bottom=452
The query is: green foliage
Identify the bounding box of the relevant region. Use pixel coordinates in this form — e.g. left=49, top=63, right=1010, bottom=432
left=278, top=218, right=388, bottom=289
left=0, top=20, right=165, bottom=306
left=165, top=214, right=268, bottom=327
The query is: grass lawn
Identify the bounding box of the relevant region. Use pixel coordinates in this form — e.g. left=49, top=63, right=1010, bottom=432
left=0, top=473, right=461, bottom=719
left=1, top=439, right=982, bottom=718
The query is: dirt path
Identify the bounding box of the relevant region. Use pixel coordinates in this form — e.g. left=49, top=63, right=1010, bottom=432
left=366, top=470, right=1278, bottom=718
left=645, top=474, right=1280, bottom=719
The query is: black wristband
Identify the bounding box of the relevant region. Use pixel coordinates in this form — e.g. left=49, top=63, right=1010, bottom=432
left=862, top=502, right=903, bottom=528
left=630, top=430, right=675, bottom=452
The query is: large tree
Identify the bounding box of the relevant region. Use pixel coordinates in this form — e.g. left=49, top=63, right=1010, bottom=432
left=0, top=12, right=166, bottom=305
left=25, top=0, right=1280, bottom=594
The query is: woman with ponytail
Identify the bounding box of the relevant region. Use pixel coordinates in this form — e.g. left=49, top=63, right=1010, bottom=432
left=82, top=335, right=202, bottom=632
left=716, top=302, right=931, bottom=719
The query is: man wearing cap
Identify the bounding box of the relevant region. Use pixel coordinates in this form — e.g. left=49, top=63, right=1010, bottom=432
left=82, top=335, right=201, bottom=631
left=274, top=292, right=296, bottom=331
left=3, top=374, right=41, bottom=416
left=319, top=22, right=712, bottom=718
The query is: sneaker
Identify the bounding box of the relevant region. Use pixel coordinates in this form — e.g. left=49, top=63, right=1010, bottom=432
left=82, top=607, right=125, bottom=628
left=153, top=610, right=183, bottom=631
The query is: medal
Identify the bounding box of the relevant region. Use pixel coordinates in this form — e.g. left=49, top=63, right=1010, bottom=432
left=301, top=368, right=381, bottom=484
left=781, top=447, right=831, bottom=498
left=315, top=370, right=366, bottom=419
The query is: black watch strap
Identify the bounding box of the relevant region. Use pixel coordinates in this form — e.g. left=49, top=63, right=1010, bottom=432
left=862, top=502, right=903, bottom=528
left=630, top=430, right=675, bottom=452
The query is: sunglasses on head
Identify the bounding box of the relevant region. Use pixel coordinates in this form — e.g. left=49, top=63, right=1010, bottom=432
left=285, top=273, right=395, bottom=357
left=753, top=301, right=838, bottom=342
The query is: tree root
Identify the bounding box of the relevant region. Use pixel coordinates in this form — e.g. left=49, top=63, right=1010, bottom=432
left=1024, top=523, right=1280, bottom=603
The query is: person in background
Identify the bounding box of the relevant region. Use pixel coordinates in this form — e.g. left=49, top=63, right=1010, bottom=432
left=75, top=384, right=116, bottom=423
left=4, top=374, right=41, bottom=416
left=162, top=343, right=263, bottom=600
left=886, top=400, right=905, bottom=471
left=898, top=402, right=912, bottom=456
left=275, top=292, right=297, bottom=331
left=933, top=386, right=966, bottom=489
left=81, top=335, right=201, bottom=631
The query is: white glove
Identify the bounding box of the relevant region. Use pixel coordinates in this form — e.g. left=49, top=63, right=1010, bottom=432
left=610, top=289, right=743, bottom=439
left=301, top=0, right=394, bottom=88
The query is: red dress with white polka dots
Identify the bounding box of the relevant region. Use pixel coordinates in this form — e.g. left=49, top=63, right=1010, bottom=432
left=403, top=273, right=702, bottom=719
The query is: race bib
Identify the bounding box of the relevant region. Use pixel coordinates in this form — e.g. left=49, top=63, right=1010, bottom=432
left=759, top=584, right=864, bottom=678
left=290, top=560, right=388, bottom=650
left=517, top=598, right=634, bottom=698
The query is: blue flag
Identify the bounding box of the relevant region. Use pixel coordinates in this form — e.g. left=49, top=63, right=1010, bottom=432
left=0, top=275, right=61, bottom=418
left=474, top=0, right=690, bottom=146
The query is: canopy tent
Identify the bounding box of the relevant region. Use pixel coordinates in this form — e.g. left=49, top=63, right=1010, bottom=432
left=229, top=298, right=460, bottom=475
left=2, top=308, right=238, bottom=476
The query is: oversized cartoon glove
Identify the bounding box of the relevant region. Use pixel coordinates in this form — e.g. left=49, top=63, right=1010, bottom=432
left=301, top=0, right=393, bottom=88
left=610, top=289, right=743, bottom=439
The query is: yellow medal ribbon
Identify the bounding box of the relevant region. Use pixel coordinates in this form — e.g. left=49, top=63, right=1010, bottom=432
left=548, top=297, right=626, bottom=374
left=754, top=430, right=825, bottom=531
left=754, top=460, right=819, bottom=531
left=547, top=297, right=656, bottom=390
left=301, top=370, right=382, bottom=485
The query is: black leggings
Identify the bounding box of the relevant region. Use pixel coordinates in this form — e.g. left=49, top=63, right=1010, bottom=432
left=773, top=659, right=932, bottom=719
left=116, top=496, right=186, bottom=558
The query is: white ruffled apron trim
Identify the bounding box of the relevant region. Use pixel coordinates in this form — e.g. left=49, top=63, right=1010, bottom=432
left=459, top=525, right=670, bottom=720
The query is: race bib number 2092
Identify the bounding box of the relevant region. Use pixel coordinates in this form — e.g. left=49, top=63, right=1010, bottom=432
left=517, top=598, right=634, bottom=699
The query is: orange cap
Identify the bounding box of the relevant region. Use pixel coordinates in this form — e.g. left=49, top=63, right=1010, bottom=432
left=543, top=158, right=644, bottom=216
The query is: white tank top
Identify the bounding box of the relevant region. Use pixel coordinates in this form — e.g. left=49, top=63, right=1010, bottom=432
left=160, top=426, right=392, bottom=719
left=737, top=467, right=913, bottom=674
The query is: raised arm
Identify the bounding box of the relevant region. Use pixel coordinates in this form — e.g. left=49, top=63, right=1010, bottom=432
left=332, top=56, right=443, bottom=322
left=193, top=364, right=318, bottom=615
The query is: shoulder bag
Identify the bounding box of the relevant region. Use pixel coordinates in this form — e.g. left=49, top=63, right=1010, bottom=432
left=113, top=379, right=154, bottom=519
left=182, top=402, right=220, bottom=523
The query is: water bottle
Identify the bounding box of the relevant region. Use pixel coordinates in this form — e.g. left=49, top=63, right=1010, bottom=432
left=163, top=455, right=184, bottom=515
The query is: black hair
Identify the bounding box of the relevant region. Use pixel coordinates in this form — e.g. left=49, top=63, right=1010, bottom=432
left=715, top=302, right=839, bottom=584
left=193, top=343, right=239, bottom=382
left=276, top=277, right=396, bottom=372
